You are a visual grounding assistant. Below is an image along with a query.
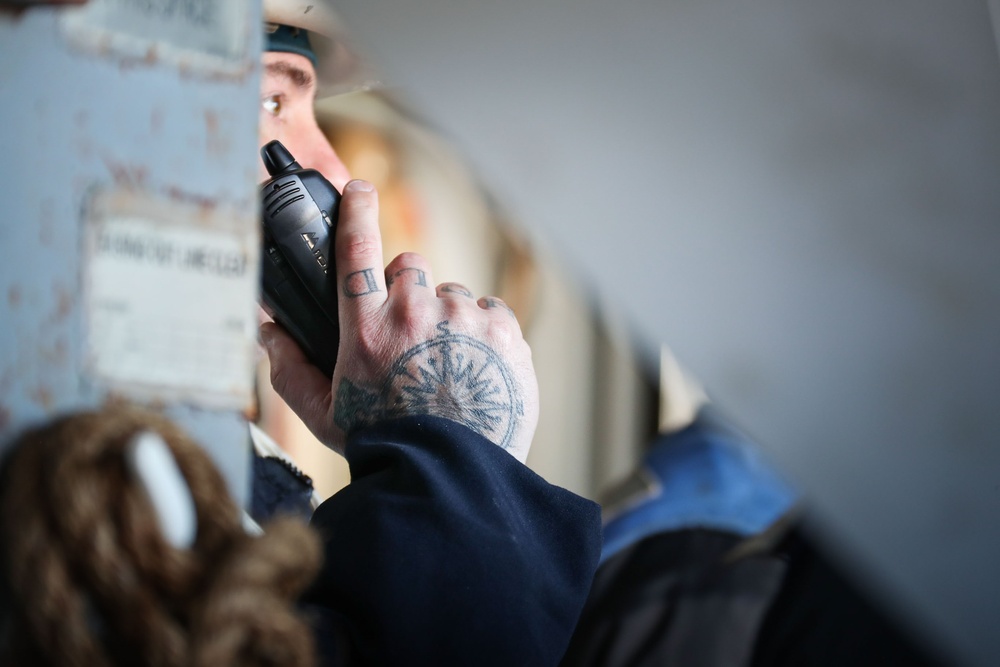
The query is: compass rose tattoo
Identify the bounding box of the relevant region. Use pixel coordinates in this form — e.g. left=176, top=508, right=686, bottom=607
left=334, top=322, right=525, bottom=451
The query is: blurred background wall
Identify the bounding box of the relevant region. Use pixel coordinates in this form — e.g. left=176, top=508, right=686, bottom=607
left=295, top=2, right=1000, bottom=665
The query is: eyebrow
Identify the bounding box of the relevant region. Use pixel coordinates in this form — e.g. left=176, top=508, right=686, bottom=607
left=264, top=61, right=315, bottom=90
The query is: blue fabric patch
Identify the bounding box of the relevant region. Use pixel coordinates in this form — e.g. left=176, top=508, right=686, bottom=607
left=601, top=411, right=798, bottom=564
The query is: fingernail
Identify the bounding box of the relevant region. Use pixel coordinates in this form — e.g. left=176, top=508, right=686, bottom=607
left=344, top=179, right=374, bottom=193
left=259, top=326, right=275, bottom=350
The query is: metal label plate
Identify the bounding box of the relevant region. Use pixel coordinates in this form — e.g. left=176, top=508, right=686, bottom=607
left=62, top=0, right=250, bottom=75
left=83, top=189, right=258, bottom=410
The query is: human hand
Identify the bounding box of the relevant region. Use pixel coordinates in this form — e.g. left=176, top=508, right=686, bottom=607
left=259, top=180, right=538, bottom=463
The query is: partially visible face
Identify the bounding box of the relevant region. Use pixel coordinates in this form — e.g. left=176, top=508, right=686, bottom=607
left=259, top=51, right=352, bottom=191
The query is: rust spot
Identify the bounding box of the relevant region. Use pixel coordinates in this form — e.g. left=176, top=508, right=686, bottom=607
left=205, top=109, right=231, bottom=157
left=42, top=283, right=75, bottom=328
left=177, top=58, right=255, bottom=86
left=8, top=285, right=21, bottom=309
left=114, top=45, right=161, bottom=72
left=205, top=109, right=219, bottom=135
left=103, top=156, right=149, bottom=190
left=30, top=386, right=54, bottom=410
left=54, top=284, right=74, bottom=322
left=166, top=186, right=218, bottom=218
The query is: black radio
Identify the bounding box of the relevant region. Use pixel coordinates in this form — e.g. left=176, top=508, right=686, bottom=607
left=259, top=140, right=341, bottom=377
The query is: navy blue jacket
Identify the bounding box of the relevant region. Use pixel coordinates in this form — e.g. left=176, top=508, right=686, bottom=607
left=301, top=416, right=602, bottom=666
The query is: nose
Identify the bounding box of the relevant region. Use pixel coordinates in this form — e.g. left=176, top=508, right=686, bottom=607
left=294, top=117, right=352, bottom=193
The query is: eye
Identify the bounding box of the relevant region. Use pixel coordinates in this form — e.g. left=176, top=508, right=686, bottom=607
left=262, top=94, right=283, bottom=116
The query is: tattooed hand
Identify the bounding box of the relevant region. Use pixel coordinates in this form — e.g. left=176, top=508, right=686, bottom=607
left=259, top=180, right=538, bottom=463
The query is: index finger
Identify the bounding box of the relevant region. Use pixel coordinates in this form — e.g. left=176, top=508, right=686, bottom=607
left=337, top=180, right=387, bottom=320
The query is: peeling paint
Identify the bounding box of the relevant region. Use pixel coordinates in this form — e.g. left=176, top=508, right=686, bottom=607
left=204, top=108, right=232, bottom=157
left=205, top=109, right=219, bottom=135
left=165, top=186, right=218, bottom=218
left=177, top=59, right=255, bottom=86
left=62, top=2, right=252, bottom=80
left=102, top=156, right=149, bottom=190
left=115, top=44, right=162, bottom=72
left=53, top=283, right=74, bottom=322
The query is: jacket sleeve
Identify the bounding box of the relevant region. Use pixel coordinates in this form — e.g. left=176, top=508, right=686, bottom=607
left=301, top=416, right=603, bottom=667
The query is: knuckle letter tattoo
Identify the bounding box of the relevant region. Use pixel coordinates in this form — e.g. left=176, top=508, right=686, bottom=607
left=343, top=268, right=381, bottom=298
left=441, top=283, right=474, bottom=298
left=484, top=298, right=515, bottom=317
left=386, top=267, right=428, bottom=288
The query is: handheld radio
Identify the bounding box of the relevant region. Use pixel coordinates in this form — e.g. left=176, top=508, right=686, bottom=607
left=259, top=140, right=341, bottom=377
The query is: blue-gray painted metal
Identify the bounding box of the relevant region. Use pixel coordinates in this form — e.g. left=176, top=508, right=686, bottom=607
left=0, top=4, right=263, bottom=505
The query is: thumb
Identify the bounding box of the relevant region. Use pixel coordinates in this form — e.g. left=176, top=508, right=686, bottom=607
left=260, top=322, right=333, bottom=436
